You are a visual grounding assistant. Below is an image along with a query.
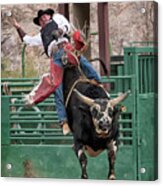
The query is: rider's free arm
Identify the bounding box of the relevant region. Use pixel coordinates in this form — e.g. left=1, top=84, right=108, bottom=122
left=16, top=26, right=42, bottom=46
left=17, top=27, right=42, bottom=46
left=13, top=19, right=42, bottom=46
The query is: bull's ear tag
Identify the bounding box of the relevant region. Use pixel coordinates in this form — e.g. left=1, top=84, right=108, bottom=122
left=120, top=106, right=127, bottom=112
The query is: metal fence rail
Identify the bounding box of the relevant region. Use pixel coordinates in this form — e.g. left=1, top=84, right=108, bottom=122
left=1, top=75, right=134, bottom=147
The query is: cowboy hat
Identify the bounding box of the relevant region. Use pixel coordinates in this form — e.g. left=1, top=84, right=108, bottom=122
left=33, top=8, right=55, bottom=26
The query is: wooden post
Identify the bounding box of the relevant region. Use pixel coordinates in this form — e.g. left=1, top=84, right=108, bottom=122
left=153, top=2, right=158, bottom=46
left=58, top=4, right=69, bottom=20
left=98, top=3, right=110, bottom=77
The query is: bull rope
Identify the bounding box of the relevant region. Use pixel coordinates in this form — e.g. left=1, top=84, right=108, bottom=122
left=63, top=46, right=91, bottom=107
left=64, top=49, right=100, bottom=107
left=65, top=77, right=110, bottom=108
left=65, top=78, right=92, bottom=107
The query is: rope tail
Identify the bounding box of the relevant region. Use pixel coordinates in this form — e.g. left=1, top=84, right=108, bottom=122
left=89, top=58, right=108, bottom=76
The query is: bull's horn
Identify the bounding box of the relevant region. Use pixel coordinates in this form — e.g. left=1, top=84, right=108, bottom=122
left=73, top=89, right=94, bottom=106
left=110, top=90, right=131, bottom=106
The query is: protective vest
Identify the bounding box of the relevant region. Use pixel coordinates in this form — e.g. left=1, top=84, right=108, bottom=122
left=41, top=19, right=58, bottom=56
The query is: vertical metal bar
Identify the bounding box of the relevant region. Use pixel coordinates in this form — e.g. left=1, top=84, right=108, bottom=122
left=148, top=56, right=152, bottom=92
left=154, top=54, right=158, bottom=94
left=117, top=66, right=123, bottom=92
left=138, top=57, right=140, bottom=93
left=144, top=57, right=148, bottom=93
left=1, top=96, right=10, bottom=145
left=131, top=74, right=137, bottom=179
left=151, top=57, right=155, bottom=92
left=124, top=49, right=129, bottom=92
left=134, top=53, right=140, bottom=180
left=146, top=57, right=149, bottom=93
left=139, top=57, right=142, bottom=94
left=140, top=58, right=143, bottom=93
left=124, top=47, right=139, bottom=179
left=21, top=44, right=26, bottom=78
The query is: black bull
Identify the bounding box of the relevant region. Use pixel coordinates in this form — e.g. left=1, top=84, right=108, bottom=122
left=63, top=64, right=130, bottom=179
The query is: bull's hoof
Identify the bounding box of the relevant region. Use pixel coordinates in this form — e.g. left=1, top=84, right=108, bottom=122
left=108, top=174, right=116, bottom=180
left=81, top=174, right=88, bottom=179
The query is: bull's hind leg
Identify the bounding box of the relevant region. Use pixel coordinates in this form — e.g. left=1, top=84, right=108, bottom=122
left=107, top=140, right=117, bottom=180
left=74, top=144, right=88, bottom=179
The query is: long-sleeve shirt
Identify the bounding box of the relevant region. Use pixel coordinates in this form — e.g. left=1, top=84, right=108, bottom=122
left=23, top=13, right=71, bottom=56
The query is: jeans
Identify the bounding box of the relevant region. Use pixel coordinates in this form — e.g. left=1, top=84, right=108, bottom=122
left=53, top=49, right=101, bottom=123
left=55, top=84, right=67, bottom=123
left=80, top=56, right=101, bottom=82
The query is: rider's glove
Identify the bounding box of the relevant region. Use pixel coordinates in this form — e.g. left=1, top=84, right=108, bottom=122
left=52, top=29, right=63, bottom=40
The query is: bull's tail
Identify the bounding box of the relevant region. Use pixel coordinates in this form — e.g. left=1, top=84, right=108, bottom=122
left=89, top=58, right=108, bottom=76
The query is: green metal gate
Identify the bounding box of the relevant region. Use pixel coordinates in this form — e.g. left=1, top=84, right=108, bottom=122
left=124, top=45, right=158, bottom=180
left=1, top=45, right=158, bottom=180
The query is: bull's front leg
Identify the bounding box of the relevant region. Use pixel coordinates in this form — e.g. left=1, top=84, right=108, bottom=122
left=107, top=140, right=117, bottom=180
left=74, top=143, right=88, bottom=179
